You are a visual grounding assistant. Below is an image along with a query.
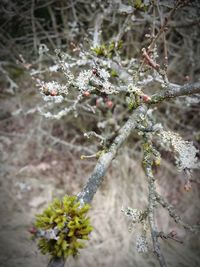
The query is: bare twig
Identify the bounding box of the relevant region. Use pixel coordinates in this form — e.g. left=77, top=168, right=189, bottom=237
left=147, top=0, right=182, bottom=52
left=38, top=128, right=95, bottom=154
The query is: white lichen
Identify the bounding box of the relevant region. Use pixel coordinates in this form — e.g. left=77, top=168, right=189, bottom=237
left=121, top=207, right=142, bottom=223
left=38, top=80, right=68, bottom=96
left=43, top=95, right=64, bottom=103
left=159, top=130, right=199, bottom=171
left=76, top=70, right=92, bottom=92
left=136, top=235, right=148, bottom=253
left=98, top=68, right=110, bottom=80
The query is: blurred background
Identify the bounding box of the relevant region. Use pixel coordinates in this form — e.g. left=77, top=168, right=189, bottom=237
left=0, top=1, right=200, bottom=267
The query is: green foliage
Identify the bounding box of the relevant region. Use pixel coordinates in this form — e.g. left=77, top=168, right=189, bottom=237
left=110, top=69, right=119, bottom=77
left=34, top=195, right=93, bottom=258
left=91, top=41, right=123, bottom=58
left=126, top=93, right=138, bottom=110
left=142, top=140, right=161, bottom=171
left=133, top=0, right=149, bottom=11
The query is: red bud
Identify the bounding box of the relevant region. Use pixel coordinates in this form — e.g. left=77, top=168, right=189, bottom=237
left=106, top=100, right=113, bottom=108
left=50, top=89, right=58, bottom=96
left=142, top=94, right=151, bottom=102
left=83, top=91, right=90, bottom=97
left=29, top=227, right=37, bottom=234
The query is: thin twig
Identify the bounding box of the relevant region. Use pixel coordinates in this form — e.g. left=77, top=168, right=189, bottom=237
left=143, top=138, right=168, bottom=267
left=155, top=192, right=199, bottom=233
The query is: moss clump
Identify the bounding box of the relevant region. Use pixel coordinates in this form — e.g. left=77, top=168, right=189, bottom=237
left=132, top=0, right=149, bottom=11
left=34, top=195, right=93, bottom=258
left=91, top=41, right=123, bottom=58
left=110, top=69, right=119, bottom=77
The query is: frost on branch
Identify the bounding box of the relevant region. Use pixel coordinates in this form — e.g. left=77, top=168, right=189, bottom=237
left=159, top=131, right=199, bottom=171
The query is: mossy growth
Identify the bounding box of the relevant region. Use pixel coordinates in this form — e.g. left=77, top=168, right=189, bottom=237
left=34, top=195, right=93, bottom=258
left=131, top=0, right=149, bottom=11
left=110, top=69, right=119, bottom=77
left=91, top=41, right=123, bottom=58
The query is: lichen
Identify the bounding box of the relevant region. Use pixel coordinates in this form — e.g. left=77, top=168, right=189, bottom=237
left=136, top=235, right=148, bottom=253
left=159, top=131, right=199, bottom=171
left=33, top=195, right=93, bottom=258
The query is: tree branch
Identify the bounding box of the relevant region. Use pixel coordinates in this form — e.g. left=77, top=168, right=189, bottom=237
left=143, top=139, right=168, bottom=267
left=47, top=105, right=146, bottom=267
left=155, top=192, right=199, bottom=233
left=148, top=177, right=167, bottom=267
left=150, top=82, right=200, bottom=104
left=47, top=257, right=65, bottom=267
left=78, top=105, right=146, bottom=204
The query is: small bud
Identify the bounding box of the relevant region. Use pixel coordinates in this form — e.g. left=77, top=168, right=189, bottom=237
left=142, top=94, right=151, bottom=103
left=170, top=230, right=177, bottom=237
left=184, top=180, right=192, bottom=192
left=106, top=100, right=113, bottom=109
left=184, top=75, right=190, bottom=82
left=92, top=68, right=98, bottom=75
left=50, top=89, right=58, bottom=96
left=29, top=227, right=37, bottom=235
left=83, top=91, right=90, bottom=97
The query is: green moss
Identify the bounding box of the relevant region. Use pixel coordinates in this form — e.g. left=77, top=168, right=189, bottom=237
left=91, top=41, right=123, bottom=58
left=133, top=0, right=149, bottom=11
left=110, top=69, right=119, bottom=77
left=96, top=149, right=107, bottom=159
left=34, top=195, right=93, bottom=258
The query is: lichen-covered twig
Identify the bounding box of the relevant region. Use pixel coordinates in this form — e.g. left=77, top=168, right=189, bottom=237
left=150, top=81, right=200, bottom=104
left=148, top=178, right=167, bottom=267
left=78, top=105, right=146, bottom=204
left=143, top=139, right=168, bottom=267
left=155, top=192, right=199, bottom=233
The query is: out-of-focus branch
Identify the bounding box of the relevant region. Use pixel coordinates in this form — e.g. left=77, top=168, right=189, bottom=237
left=47, top=257, right=65, bottom=267
left=148, top=0, right=183, bottom=52
left=38, top=128, right=95, bottom=154
left=155, top=192, right=199, bottom=233
left=150, top=82, right=200, bottom=104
